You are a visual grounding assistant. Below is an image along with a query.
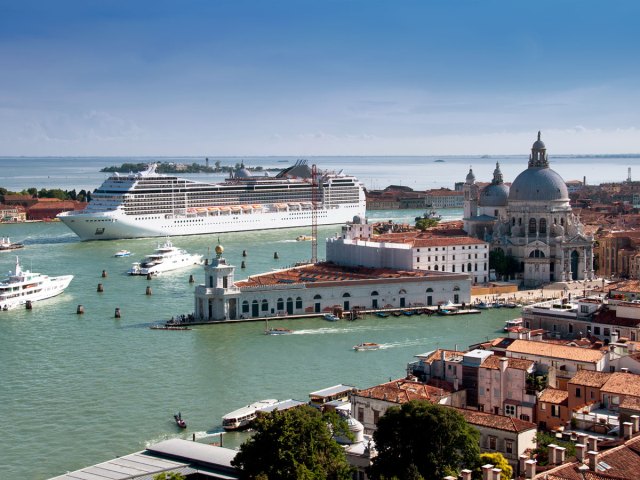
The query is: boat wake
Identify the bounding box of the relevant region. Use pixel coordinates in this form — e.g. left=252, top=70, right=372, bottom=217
left=378, top=337, right=442, bottom=349
left=293, top=324, right=410, bottom=335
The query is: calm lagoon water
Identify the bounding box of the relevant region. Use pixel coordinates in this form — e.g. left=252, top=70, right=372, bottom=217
left=0, top=154, right=634, bottom=479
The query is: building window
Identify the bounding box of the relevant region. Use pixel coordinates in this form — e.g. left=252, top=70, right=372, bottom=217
left=506, top=439, right=514, bottom=455
left=551, top=405, right=560, bottom=418
left=489, top=436, right=497, bottom=450
left=520, top=414, right=530, bottom=422
left=604, top=328, right=610, bottom=336
left=357, top=408, right=364, bottom=422
left=541, top=403, right=547, bottom=411
left=575, top=387, right=582, bottom=398
left=261, top=299, right=269, bottom=312
left=277, top=298, right=284, bottom=310
left=594, top=327, right=600, bottom=335
left=417, top=257, right=420, bottom=263
left=296, top=297, right=302, bottom=309
left=242, top=301, right=249, bottom=313
left=505, top=404, right=516, bottom=417
left=373, top=410, right=380, bottom=424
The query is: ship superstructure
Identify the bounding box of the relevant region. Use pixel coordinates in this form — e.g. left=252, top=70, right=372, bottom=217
left=58, top=160, right=366, bottom=240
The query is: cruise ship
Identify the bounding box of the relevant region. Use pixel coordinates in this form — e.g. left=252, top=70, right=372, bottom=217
left=57, top=160, right=366, bottom=240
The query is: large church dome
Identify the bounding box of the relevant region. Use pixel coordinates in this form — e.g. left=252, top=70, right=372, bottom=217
left=508, top=132, right=569, bottom=202
left=509, top=167, right=569, bottom=202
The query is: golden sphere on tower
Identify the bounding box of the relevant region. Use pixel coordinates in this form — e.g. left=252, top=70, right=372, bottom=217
left=215, top=244, right=224, bottom=255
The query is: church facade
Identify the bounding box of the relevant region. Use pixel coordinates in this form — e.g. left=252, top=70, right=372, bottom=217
left=463, top=132, right=595, bottom=287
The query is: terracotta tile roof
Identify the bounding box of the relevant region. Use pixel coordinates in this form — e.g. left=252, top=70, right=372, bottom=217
left=234, top=261, right=461, bottom=288
left=506, top=339, right=605, bottom=364
left=539, top=388, right=569, bottom=405
left=371, top=231, right=487, bottom=248
left=601, top=372, right=640, bottom=397
left=539, top=435, right=640, bottom=479
left=592, top=309, right=640, bottom=328
left=480, top=355, right=534, bottom=371
left=454, top=408, right=536, bottom=433
left=619, top=396, right=640, bottom=412
left=354, top=379, right=453, bottom=403
left=568, top=370, right=612, bottom=388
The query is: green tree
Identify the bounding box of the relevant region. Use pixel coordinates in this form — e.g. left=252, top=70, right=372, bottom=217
left=474, top=453, right=512, bottom=480
left=232, top=405, right=353, bottom=480
left=415, top=218, right=439, bottom=231
left=152, top=472, right=185, bottom=480
left=370, top=401, right=480, bottom=480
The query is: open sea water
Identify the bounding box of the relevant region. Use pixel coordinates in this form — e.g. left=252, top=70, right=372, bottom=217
left=0, top=154, right=636, bottom=479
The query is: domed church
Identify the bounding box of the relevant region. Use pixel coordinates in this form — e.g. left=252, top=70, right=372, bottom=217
left=463, top=132, right=594, bottom=287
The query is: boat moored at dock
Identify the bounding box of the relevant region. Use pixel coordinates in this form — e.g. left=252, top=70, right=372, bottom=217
left=222, top=399, right=280, bottom=431
left=0, top=257, right=73, bottom=311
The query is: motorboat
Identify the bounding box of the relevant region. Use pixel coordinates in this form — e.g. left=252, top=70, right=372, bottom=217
left=415, top=209, right=442, bottom=222
left=0, top=257, right=73, bottom=311
left=375, top=312, right=389, bottom=318
left=475, top=301, right=490, bottom=309
left=403, top=310, right=414, bottom=316
left=113, top=250, right=132, bottom=257
left=0, top=238, right=24, bottom=252
left=296, top=235, right=315, bottom=241
left=127, top=239, right=203, bottom=275
left=324, top=313, right=339, bottom=322
left=504, top=318, right=524, bottom=331
left=265, top=327, right=293, bottom=335
left=222, top=399, right=279, bottom=431
left=353, top=342, right=380, bottom=351
left=174, top=412, right=187, bottom=429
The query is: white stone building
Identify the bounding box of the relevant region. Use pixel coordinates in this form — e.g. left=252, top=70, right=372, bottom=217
left=326, top=217, right=490, bottom=285
left=194, top=245, right=471, bottom=321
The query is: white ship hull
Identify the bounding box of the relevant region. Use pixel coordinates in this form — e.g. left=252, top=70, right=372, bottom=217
left=1, top=275, right=73, bottom=311
left=59, top=204, right=364, bottom=241
left=128, top=254, right=204, bottom=276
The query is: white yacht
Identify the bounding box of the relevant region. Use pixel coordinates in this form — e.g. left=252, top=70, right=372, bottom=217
left=0, top=257, right=73, bottom=311
left=127, top=239, right=203, bottom=276
left=57, top=160, right=366, bottom=240
left=221, top=399, right=280, bottom=431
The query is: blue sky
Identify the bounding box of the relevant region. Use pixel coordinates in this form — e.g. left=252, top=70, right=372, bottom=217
left=1, top=0, right=639, bottom=156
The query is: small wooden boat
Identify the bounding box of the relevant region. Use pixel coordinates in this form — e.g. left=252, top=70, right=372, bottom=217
left=402, top=310, right=414, bottom=316
left=475, top=301, right=490, bottom=309
left=391, top=311, right=402, bottom=317
left=375, top=312, right=389, bottom=318
left=324, top=313, right=339, bottom=322
left=174, top=412, right=187, bottom=429
left=353, top=342, right=380, bottom=351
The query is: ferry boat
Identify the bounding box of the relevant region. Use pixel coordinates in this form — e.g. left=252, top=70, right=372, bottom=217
left=127, top=239, right=203, bottom=275
left=222, top=399, right=280, bottom=431
left=0, top=238, right=24, bottom=251
left=0, top=257, right=73, bottom=311
left=57, top=160, right=366, bottom=240
left=113, top=250, right=132, bottom=257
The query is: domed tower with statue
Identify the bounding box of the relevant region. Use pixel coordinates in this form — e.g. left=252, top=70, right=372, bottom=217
left=463, top=132, right=595, bottom=287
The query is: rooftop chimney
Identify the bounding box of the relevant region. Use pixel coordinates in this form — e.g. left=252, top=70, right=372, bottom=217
left=556, top=445, right=566, bottom=464
left=548, top=443, right=558, bottom=464
left=525, top=459, right=536, bottom=479
left=519, top=454, right=529, bottom=474
left=624, top=421, right=633, bottom=439
left=576, top=432, right=589, bottom=447
left=460, top=469, right=472, bottom=480
left=491, top=468, right=502, bottom=480
left=482, top=464, right=493, bottom=480
left=588, top=450, right=598, bottom=471
left=631, top=414, right=640, bottom=433
left=576, top=443, right=587, bottom=463
left=588, top=436, right=598, bottom=452
left=500, top=356, right=509, bottom=372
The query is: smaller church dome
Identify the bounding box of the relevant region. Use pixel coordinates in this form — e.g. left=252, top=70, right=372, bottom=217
left=465, top=167, right=475, bottom=184
left=479, top=183, right=509, bottom=207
